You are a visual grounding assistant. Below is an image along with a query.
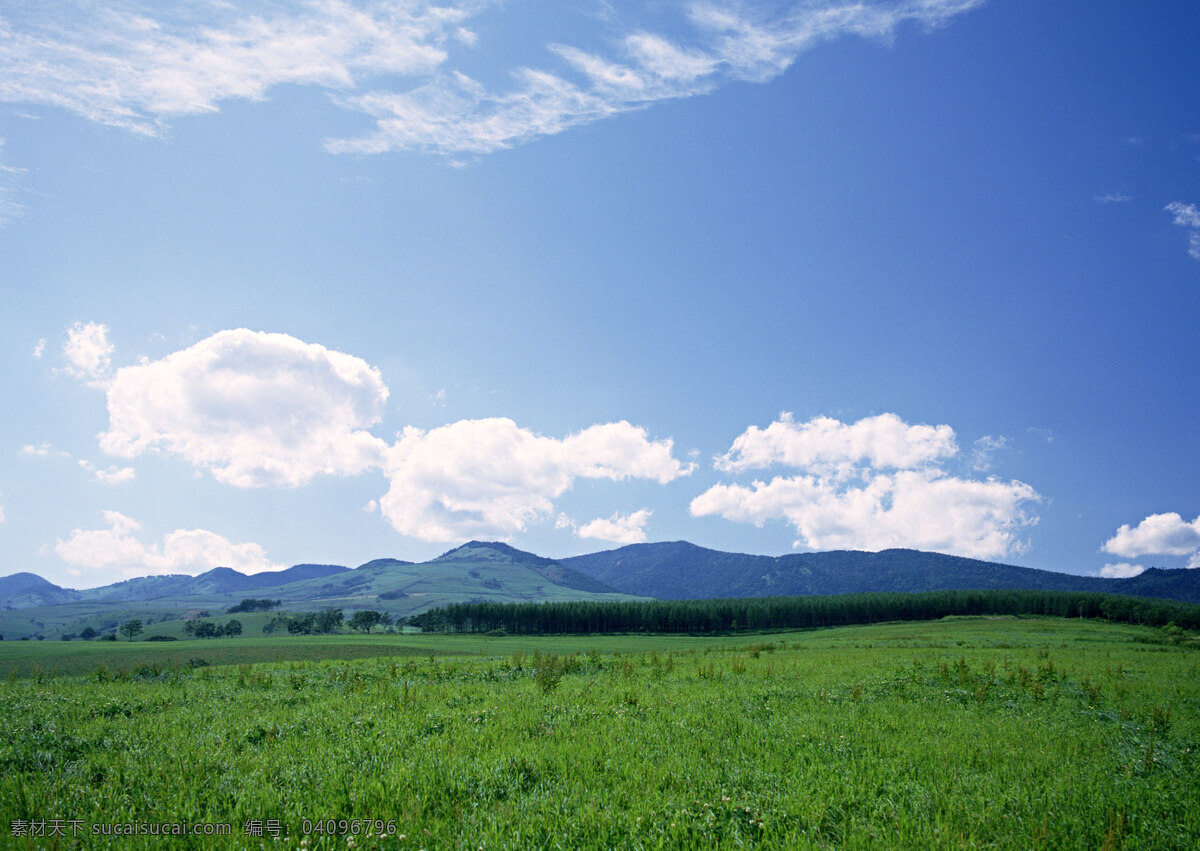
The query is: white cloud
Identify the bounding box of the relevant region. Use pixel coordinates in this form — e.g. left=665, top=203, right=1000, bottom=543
left=0, top=0, right=467, bottom=136
left=98, top=329, right=389, bottom=487
left=62, top=321, right=114, bottom=386
left=1165, top=202, right=1200, bottom=260
left=0, top=138, right=23, bottom=225
left=1103, top=512, right=1200, bottom=559
left=692, top=413, right=1040, bottom=560
left=379, top=418, right=692, bottom=541
left=0, top=2, right=982, bottom=158
left=20, top=442, right=70, bottom=459
left=78, top=459, right=137, bottom=484
left=714, top=412, right=957, bottom=476
left=968, top=434, right=1010, bottom=472
left=54, top=510, right=283, bottom=577
left=330, top=2, right=983, bottom=155
left=32, top=338, right=45, bottom=358
left=1094, top=192, right=1131, bottom=203
left=576, top=508, right=652, bottom=544
left=1099, top=563, right=1145, bottom=579
left=1026, top=426, right=1055, bottom=443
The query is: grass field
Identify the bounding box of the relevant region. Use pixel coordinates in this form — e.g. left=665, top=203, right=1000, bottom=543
left=2, top=617, right=1198, bottom=848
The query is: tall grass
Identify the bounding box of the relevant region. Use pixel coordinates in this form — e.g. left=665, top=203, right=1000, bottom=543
left=1, top=618, right=1197, bottom=848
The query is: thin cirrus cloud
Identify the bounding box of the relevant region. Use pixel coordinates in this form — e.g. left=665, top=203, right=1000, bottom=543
left=327, top=0, right=985, bottom=156
left=20, top=442, right=134, bottom=483
left=55, top=510, right=284, bottom=576
left=0, top=138, right=23, bottom=224
left=0, top=1, right=982, bottom=157
left=1164, top=202, right=1200, bottom=260
left=1103, top=512, right=1200, bottom=569
left=0, top=0, right=469, bottom=136
left=691, top=413, right=1040, bottom=561
left=77, top=324, right=693, bottom=548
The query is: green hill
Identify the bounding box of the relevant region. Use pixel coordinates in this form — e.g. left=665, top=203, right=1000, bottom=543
left=0, top=542, right=644, bottom=640
left=560, top=542, right=1200, bottom=603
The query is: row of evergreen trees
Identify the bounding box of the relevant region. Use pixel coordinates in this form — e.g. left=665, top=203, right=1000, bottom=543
left=414, top=589, right=1200, bottom=635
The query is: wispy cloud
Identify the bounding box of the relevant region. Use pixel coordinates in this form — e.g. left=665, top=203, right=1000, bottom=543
left=1, top=1, right=983, bottom=157
left=329, top=0, right=985, bottom=156
left=1164, top=202, right=1200, bottom=260
left=77, top=459, right=137, bottom=484
left=968, top=434, right=1009, bottom=472
left=0, top=0, right=470, bottom=136
left=0, top=139, right=24, bottom=224
left=1094, top=192, right=1131, bottom=204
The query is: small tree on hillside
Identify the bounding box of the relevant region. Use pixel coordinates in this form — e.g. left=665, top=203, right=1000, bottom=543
left=119, top=619, right=143, bottom=642
left=80, top=626, right=98, bottom=641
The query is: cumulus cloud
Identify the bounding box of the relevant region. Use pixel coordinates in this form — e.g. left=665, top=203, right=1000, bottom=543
left=98, top=329, right=389, bottom=487
left=576, top=509, right=653, bottom=544
left=1103, top=512, right=1200, bottom=560
left=379, top=418, right=692, bottom=541
left=1099, top=563, right=1145, bottom=579
left=714, top=412, right=957, bottom=476
left=0, top=1, right=982, bottom=158
left=62, top=321, right=114, bottom=386
left=692, top=413, right=1040, bottom=560
left=1165, top=202, right=1200, bottom=260
left=55, top=510, right=283, bottom=577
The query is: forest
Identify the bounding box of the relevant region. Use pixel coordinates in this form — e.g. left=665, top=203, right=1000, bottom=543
left=414, top=588, right=1200, bottom=635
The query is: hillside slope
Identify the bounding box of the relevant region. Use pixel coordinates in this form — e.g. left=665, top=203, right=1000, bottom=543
left=561, top=542, right=1200, bottom=605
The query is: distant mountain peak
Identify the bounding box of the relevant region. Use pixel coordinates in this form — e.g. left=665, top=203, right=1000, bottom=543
left=434, top=540, right=556, bottom=565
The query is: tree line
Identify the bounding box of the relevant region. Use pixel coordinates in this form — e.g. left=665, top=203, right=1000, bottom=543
left=413, top=589, right=1200, bottom=635
left=261, top=609, right=391, bottom=635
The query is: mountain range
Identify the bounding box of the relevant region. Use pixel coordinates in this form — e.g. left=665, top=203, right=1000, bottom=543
left=561, top=541, right=1200, bottom=603
left=2, top=540, right=1197, bottom=640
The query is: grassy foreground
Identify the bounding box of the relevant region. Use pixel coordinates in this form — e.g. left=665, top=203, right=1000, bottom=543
left=2, top=617, right=1198, bottom=848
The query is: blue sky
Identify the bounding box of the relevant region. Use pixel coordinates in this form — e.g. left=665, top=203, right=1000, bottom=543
left=1, top=0, right=1197, bottom=588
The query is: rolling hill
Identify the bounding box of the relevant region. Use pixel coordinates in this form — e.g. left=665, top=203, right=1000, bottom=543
left=0, top=542, right=644, bottom=640
left=4, top=540, right=1199, bottom=641
left=560, top=541, right=1200, bottom=604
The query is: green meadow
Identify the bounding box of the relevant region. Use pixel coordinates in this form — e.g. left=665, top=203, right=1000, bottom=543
left=2, top=617, right=1198, bottom=848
